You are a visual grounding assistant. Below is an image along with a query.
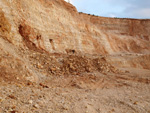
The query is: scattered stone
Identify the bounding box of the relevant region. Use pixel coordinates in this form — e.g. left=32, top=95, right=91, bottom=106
left=8, top=95, right=17, bottom=100
left=33, top=104, right=39, bottom=108
left=37, top=63, right=43, bottom=69
left=0, top=97, right=3, bottom=102
left=10, top=110, right=17, bottom=113
left=27, top=81, right=33, bottom=86
left=133, top=101, right=138, bottom=105
left=16, top=77, right=19, bottom=80
left=111, top=109, right=115, bottom=112
left=29, top=100, right=33, bottom=104
left=125, top=70, right=130, bottom=73
left=39, top=83, right=49, bottom=88
left=62, top=105, right=69, bottom=110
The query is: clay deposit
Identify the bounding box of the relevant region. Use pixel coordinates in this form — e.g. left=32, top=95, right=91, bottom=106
left=0, top=0, right=150, bottom=113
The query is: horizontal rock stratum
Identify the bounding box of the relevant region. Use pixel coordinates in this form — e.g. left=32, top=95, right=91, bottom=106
left=0, top=0, right=150, bottom=55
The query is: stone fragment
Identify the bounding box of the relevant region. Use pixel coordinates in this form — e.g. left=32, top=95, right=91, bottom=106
left=29, top=100, right=33, bottom=104
left=8, top=95, right=17, bottom=100
left=33, top=104, right=39, bottom=108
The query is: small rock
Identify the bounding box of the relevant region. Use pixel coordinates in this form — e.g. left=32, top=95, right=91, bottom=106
left=29, top=100, right=33, bottom=104
left=125, top=70, right=130, bottom=73
left=85, top=105, right=88, bottom=108
left=39, top=83, right=49, bottom=88
left=10, top=110, right=17, bottom=113
left=33, top=104, right=39, bottom=108
left=37, top=63, right=43, bottom=69
left=8, top=95, right=17, bottom=100
left=111, top=109, right=115, bottom=112
left=0, top=97, right=3, bottom=102
left=62, top=105, right=68, bottom=110
left=16, top=77, right=20, bottom=80
left=50, top=67, right=56, bottom=71
left=133, top=101, right=138, bottom=105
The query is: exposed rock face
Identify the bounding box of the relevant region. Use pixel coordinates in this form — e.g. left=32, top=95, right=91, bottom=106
left=0, top=0, right=149, bottom=82
left=0, top=0, right=149, bottom=55
left=0, top=0, right=149, bottom=81
left=0, top=1, right=150, bottom=113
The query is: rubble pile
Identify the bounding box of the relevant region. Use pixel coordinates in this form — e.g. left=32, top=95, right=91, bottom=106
left=29, top=52, right=119, bottom=76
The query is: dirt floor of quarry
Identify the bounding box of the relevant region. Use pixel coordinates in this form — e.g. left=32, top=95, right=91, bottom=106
left=0, top=38, right=150, bottom=113
left=0, top=68, right=150, bottom=113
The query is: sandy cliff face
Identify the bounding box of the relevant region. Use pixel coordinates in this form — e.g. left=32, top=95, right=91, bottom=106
left=81, top=14, right=150, bottom=54
left=0, top=0, right=149, bottom=55
left=0, top=0, right=149, bottom=78
left=0, top=1, right=150, bottom=113
left=0, top=0, right=149, bottom=76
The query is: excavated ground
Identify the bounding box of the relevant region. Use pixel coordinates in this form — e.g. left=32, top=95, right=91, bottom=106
left=0, top=0, right=150, bottom=112
left=0, top=37, right=150, bottom=113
